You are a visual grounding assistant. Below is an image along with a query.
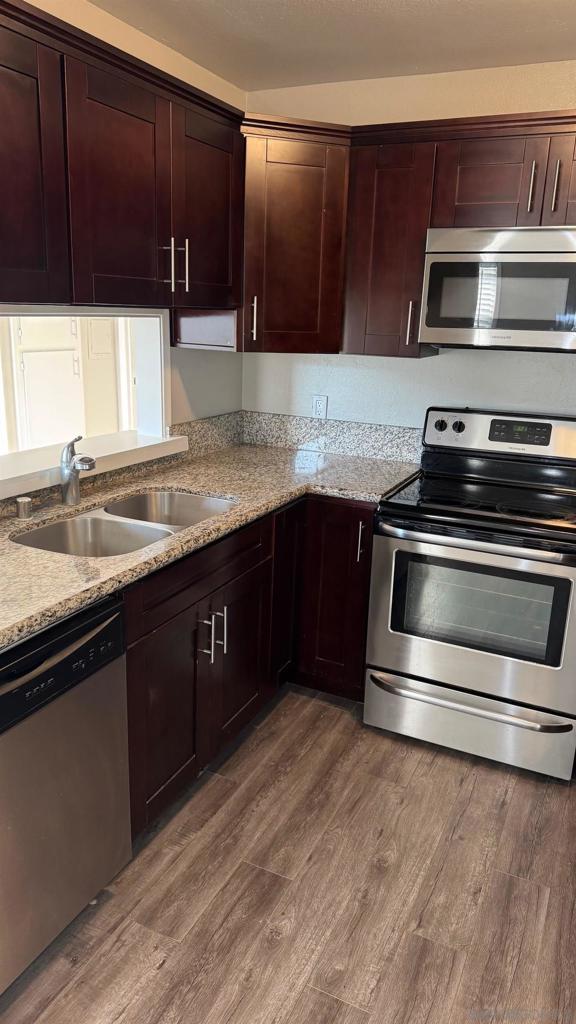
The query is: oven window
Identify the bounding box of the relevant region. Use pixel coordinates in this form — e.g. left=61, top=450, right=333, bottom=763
left=426, top=261, right=576, bottom=331
left=391, top=554, right=571, bottom=665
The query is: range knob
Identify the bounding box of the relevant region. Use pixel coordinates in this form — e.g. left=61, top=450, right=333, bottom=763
left=452, top=420, right=466, bottom=433
left=434, top=418, right=448, bottom=432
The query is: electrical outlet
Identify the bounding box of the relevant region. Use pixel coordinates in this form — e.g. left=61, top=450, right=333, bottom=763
left=312, top=394, right=328, bottom=419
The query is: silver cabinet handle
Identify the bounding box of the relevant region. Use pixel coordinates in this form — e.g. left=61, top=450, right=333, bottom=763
left=160, top=237, right=176, bottom=292
left=198, top=613, right=216, bottom=664
left=175, top=239, right=189, bottom=289
left=356, top=521, right=364, bottom=563
left=251, top=296, right=258, bottom=342
left=369, top=672, right=573, bottom=734
left=215, top=606, right=228, bottom=655
left=551, top=159, right=561, bottom=213
left=405, top=300, right=415, bottom=346
left=527, top=159, right=537, bottom=213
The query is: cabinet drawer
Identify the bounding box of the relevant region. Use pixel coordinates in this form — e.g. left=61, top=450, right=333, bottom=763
left=124, top=514, right=273, bottom=643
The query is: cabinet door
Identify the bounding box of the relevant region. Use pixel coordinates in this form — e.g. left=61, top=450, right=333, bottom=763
left=299, top=499, right=373, bottom=700
left=243, top=136, right=348, bottom=353
left=541, top=135, right=576, bottom=225
left=65, top=57, right=171, bottom=305
left=0, top=28, right=69, bottom=302
left=127, top=606, right=201, bottom=836
left=172, top=105, right=244, bottom=308
left=201, top=560, right=274, bottom=758
left=431, top=137, right=550, bottom=228
left=344, top=142, right=435, bottom=357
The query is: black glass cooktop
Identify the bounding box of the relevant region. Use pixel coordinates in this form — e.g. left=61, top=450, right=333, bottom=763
left=382, top=473, right=576, bottom=532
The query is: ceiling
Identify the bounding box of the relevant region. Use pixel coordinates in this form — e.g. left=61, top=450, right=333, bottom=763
left=90, top=0, right=576, bottom=92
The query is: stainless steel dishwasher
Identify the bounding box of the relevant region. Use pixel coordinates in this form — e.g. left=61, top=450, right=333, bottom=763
left=0, top=596, right=132, bottom=995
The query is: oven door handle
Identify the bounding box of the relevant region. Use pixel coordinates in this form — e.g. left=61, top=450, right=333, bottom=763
left=376, top=520, right=568, bottom=563
left=369, top=672, right=573, bottom=733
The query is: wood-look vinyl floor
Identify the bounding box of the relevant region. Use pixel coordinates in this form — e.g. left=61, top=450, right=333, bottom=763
left=2, top=685, right=576, bottom=1024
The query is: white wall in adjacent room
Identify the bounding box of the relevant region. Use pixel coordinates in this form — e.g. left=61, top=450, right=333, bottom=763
left=170, top=349, right=243, bottom=424
left=242, top=350, right=576, bottom=428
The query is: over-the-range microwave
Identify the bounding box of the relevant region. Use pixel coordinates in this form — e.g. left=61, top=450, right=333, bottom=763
left=418, top=227, right=576, bottom=351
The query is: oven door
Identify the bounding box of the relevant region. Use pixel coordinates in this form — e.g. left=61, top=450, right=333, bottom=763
left=367, top=529, right=576, bottom=714
left=418, top=252, right=576, bottom=350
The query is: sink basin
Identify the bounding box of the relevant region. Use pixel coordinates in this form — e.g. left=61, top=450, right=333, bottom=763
left=104, top=491, right=235, bottom=529
left=13, top=516, right=172, bottom=557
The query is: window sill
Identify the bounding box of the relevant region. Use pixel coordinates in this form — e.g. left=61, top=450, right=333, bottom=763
left=0, top=432, right=189, bottom=500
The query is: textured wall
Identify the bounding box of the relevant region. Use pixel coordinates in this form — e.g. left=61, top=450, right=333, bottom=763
left=242, top=350, right=576, bottom=429
left=247, top=60, right=576, bottom=125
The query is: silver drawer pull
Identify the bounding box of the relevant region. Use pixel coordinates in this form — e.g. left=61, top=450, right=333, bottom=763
left=551, top=159, right=561, bottom=213
left=369, top=672, right=573, bottom=734
left=215, top=606, right=228, bottom=655
left=198, top=613, right=216, bottom=664
left=527, top=159, right=537, bottom=213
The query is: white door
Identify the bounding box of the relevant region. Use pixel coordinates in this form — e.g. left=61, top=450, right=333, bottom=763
left=20, top=349, right=85, bottom=449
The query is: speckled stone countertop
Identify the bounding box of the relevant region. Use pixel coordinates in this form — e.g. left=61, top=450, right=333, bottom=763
left=0, top=445, right=417, bottom=653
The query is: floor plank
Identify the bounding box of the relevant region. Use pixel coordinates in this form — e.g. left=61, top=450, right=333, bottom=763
left=310, top=747, right=472, bottom=1009
left=496, top=772, right=576, bottom=890
left=370, top=932, right=465, bottom=1024
left=408, top=760, right=516, bottom=950
left=447, top=870, right=550, bottom=1024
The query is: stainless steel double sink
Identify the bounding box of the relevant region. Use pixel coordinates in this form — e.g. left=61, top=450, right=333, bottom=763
left=12, top=491, right=236, bottom=558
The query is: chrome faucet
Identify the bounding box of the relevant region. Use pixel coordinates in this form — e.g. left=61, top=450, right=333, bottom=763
left=60, top=436, right=96, bottom=505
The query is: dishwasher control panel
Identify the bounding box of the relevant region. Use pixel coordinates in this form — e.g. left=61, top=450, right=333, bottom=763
left=0, top=598, right=124, bottom=734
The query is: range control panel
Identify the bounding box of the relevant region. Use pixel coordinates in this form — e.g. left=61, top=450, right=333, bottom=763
left=423, top=409, right=576, bottom=459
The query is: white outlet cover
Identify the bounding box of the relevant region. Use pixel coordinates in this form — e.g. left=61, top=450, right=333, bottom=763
left=312, top=394, right=328, bottom=419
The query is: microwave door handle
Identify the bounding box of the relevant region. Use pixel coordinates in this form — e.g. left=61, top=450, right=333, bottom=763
left=369, top=673, right=573, bottom=734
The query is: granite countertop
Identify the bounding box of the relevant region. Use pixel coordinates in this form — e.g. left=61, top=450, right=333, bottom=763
left=0, top=445, right=418, bottom=653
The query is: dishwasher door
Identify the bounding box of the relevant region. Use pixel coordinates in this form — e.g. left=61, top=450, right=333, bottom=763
left=0, top=652, right=131, bottom=994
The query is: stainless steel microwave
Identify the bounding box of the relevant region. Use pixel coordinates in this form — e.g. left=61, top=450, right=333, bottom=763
left=418, top=227, right=576, bottom=351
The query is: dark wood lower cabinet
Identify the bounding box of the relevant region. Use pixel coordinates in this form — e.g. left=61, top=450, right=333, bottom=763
left=126, top=605, right=201, bottom=837
left=298, top=497, right=374, bottom=700
left=271, top=500, right=306, bottom=685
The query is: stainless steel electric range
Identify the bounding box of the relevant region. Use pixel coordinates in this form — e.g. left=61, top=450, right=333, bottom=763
left=365, top=407, right=576, bottom=779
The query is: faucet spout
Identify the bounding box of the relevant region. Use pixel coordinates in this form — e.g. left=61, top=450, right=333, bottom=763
left=60, top=436, right=96, bottom=505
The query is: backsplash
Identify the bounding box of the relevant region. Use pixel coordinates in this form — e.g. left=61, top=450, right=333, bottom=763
left=241, top=411, right=422, bottom=461
left=169, top=411, right=243, bottom=451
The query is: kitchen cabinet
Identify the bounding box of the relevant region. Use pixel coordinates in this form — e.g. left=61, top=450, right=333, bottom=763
left=65, top=57, right=172, bottom=306
left=431, top=137, right=552, bottom=228
left=126, top=605, right=201, bottom=836
left=171, top=106, right=244, bottom=308
left=124, top=515, right=274, bottom=835
left=344, top=142, right=436, bottom=357
left=298, top=497, right=374, bottom=700
left=243, top=134, right=349, bottom=353
left=0, top=26, right=69, bottom=303
left=541, top=135, right=576, bottom=225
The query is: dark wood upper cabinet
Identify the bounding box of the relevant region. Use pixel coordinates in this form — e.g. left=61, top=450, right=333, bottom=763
left=65, top=57, right=172, bottom=306
left=0, top=27, right=69, bottom=303
left=541, top=135, right=576, bottom=225
left=171, top=106, right=244, bottom=308
left=243, top=134, right=349, bottom=353
left=344, top=142, right=436, bottom=358
left=298, top=497, right=374, bottom=700
left=431, top=136, right=552, bottom=228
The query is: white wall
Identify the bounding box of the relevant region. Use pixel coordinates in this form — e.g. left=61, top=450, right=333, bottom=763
left=248, top=59, right=576, bottom=125
left=242, top=351, right=576, bottom=428
left=170, top=349, right=243, bottom=423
